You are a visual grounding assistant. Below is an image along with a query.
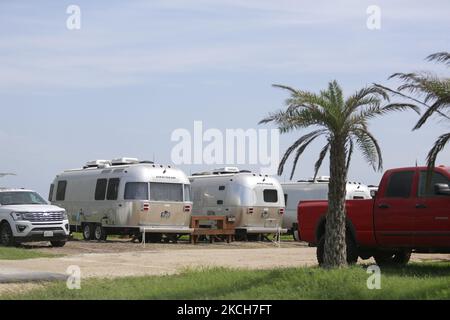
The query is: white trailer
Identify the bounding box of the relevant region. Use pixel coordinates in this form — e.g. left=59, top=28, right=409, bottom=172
left=189, top=167, right=287, bottom=240
left=50, top=158, right=193, bottom=242
left=282, top=177, right=372, bottom=239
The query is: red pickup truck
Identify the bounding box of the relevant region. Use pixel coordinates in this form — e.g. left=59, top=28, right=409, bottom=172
left=298, top=166, right=450, bottom=266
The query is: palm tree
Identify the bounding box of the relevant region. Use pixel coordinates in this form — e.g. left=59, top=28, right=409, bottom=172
left=376, top=52, right=450, bottom=170
left=260, top=81, right=418, bottom=268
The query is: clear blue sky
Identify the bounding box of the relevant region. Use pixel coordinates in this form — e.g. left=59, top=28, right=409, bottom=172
left=0, top=0, right=449, bottom=195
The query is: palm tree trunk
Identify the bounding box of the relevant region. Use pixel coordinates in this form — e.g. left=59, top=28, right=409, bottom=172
left=323, top=138, right=348, bottom=268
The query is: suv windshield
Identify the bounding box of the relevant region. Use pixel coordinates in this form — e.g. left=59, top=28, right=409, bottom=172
left=0, top=192, right=48, bottom=205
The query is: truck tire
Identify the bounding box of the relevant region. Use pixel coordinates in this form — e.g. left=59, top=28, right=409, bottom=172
left=316, top=234, right=359, bottom=266
left=0, top=222, right=16, bottom=247
left=93, top=225, right=107, bottom=241
left=50, top=240, right=67, bottom=248
left=374, top=251, right=412, bottom=267
left=82, top=223, right=94, bottom=241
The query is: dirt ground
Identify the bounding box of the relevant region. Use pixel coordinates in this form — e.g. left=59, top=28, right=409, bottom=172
left=1, top=239, right=450, bottom=297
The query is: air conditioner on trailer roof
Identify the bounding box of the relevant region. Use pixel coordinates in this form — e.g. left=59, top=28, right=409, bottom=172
left=111, top=157, right=140, bottom=166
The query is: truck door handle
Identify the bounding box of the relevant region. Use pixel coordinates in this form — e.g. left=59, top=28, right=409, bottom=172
left=378, top=204, right=390, bottom=209
left=416, top=204, right=427, bottom=209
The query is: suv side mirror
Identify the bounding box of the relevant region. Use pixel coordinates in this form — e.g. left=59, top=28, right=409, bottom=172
left=434, top=183, right=450, bottom=196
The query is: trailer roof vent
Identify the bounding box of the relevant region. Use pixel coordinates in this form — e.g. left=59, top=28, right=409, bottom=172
left=305, top=176, right=330, bottom=183
left=84, top=160, right=112, bottom=169
left=212, top=167, right=240, bottom=174
left=111, top=158, right=139, bottom=166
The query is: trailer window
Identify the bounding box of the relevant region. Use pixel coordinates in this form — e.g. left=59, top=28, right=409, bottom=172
left=107, top=178, right=120, bottom=200
left=264, top=189, right=278, bottom=203
left=48, top=184, right=54, bottom=202
left=419, top=171, right=450, bottom=197
left=125, top=182, right=149, bottom=200
left=56, top=181, right=67, bottom=201
left=95, top=179, right=108, bottom=200
left=386, top=171, right=414, bottom=198
left=184, top=185, right=192, bottom=202
left=150, top=183, right=183, bottom=202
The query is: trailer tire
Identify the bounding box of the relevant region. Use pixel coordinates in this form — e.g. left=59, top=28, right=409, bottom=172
left=82, top=223, right=94, bottom=241
left=0, top=222, right=16, bottom=247
left=316, top=233, right=359, bottom=266
left=145, top=233, right=162, bottom=243
left=93, top=224, right=107, bottom=241
left=374, top=250, right=412, bottom=267
left=247, top=234, right=260, bottom=242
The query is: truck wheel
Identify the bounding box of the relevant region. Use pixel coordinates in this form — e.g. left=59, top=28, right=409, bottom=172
left=374, top=251, right=412, bottom=267
left=50, top=240, right=66, bottom=248
left=93, top=225, right=107, bottom=241
left=317, top=236, right=325, bottom=266
left=82, top=223, right=94, bottom=241
left=316, top=234, right=359, bottom=266
left=0, top=222, right=16, bottom=247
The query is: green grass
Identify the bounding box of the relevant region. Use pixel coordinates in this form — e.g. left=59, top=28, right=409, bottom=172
left=0, top=247, right=61, bottom=260
left=6, top=262, right=450, bottom=300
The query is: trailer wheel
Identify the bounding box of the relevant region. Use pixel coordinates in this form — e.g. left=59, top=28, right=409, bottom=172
left=144, top=233, right=162, bottom=243
left=374, top=251, right=412, bottom=267
left=82, top=223, right=94, bottom=241
left=247, top=234, right=260, bottom=242
left=93, top=225, right=107, bottom=241
left=0, top=222, right=16, bottom=247
left=316, top=234, right=359, bottom=266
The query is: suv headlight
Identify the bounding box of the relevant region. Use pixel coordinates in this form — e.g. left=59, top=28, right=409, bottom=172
left=10, top=212, right=25, bottom=221
left=62, top=211, right=68, bottom=220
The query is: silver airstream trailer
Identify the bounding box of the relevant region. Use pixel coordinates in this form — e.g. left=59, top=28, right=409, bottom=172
left=189, top=167, right=287, bottom=240
left=50, top=158, right=193, bottom=242
left=282, top=176, right=372, bottom=240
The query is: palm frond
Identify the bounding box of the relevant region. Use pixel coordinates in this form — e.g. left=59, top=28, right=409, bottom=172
left=278, top=130, right=326, bottom=176
left=353, top=129, right=383, bottom=171
left=427, top=52, right=450, bottom=66
left=346, top=138, right=354, bottom=172
left=426, top=132, right=450, bottom=169
left=290, top=133, right=324, bottom=180
left=313, top=143, right=330, bottom=181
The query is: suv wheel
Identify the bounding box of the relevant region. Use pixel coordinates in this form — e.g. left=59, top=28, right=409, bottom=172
left=0, top=222, right=16, bottom=247
left=82, top=223, right=94, bottom=241
left=50, top=240, right=66, bottom=248
left=93, top=225, right=107, bottom=241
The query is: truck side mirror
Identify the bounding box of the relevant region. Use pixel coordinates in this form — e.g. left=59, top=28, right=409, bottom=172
left=434, top=183, right=450, bottom=196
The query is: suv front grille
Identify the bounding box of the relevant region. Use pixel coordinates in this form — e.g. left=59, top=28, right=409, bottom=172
left=23, top=212, right=64, bottom=222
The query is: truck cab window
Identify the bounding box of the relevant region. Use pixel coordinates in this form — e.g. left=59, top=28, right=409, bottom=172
left=385, top=171, right=414, bottom=198
left=107, top=178, right=120, bottom=200
left=56, top=181, right=67, bottom=201
left=95, top=179, right=108, bottom=200
left=264, top=189, right=278, bottom=203
left=418, top=171, right=450, bottom=197
left=124, top=182, right=149, bottom=200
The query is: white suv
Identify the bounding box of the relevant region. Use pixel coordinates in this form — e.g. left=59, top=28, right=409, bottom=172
left=0, top=188, right=69, bottom=247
